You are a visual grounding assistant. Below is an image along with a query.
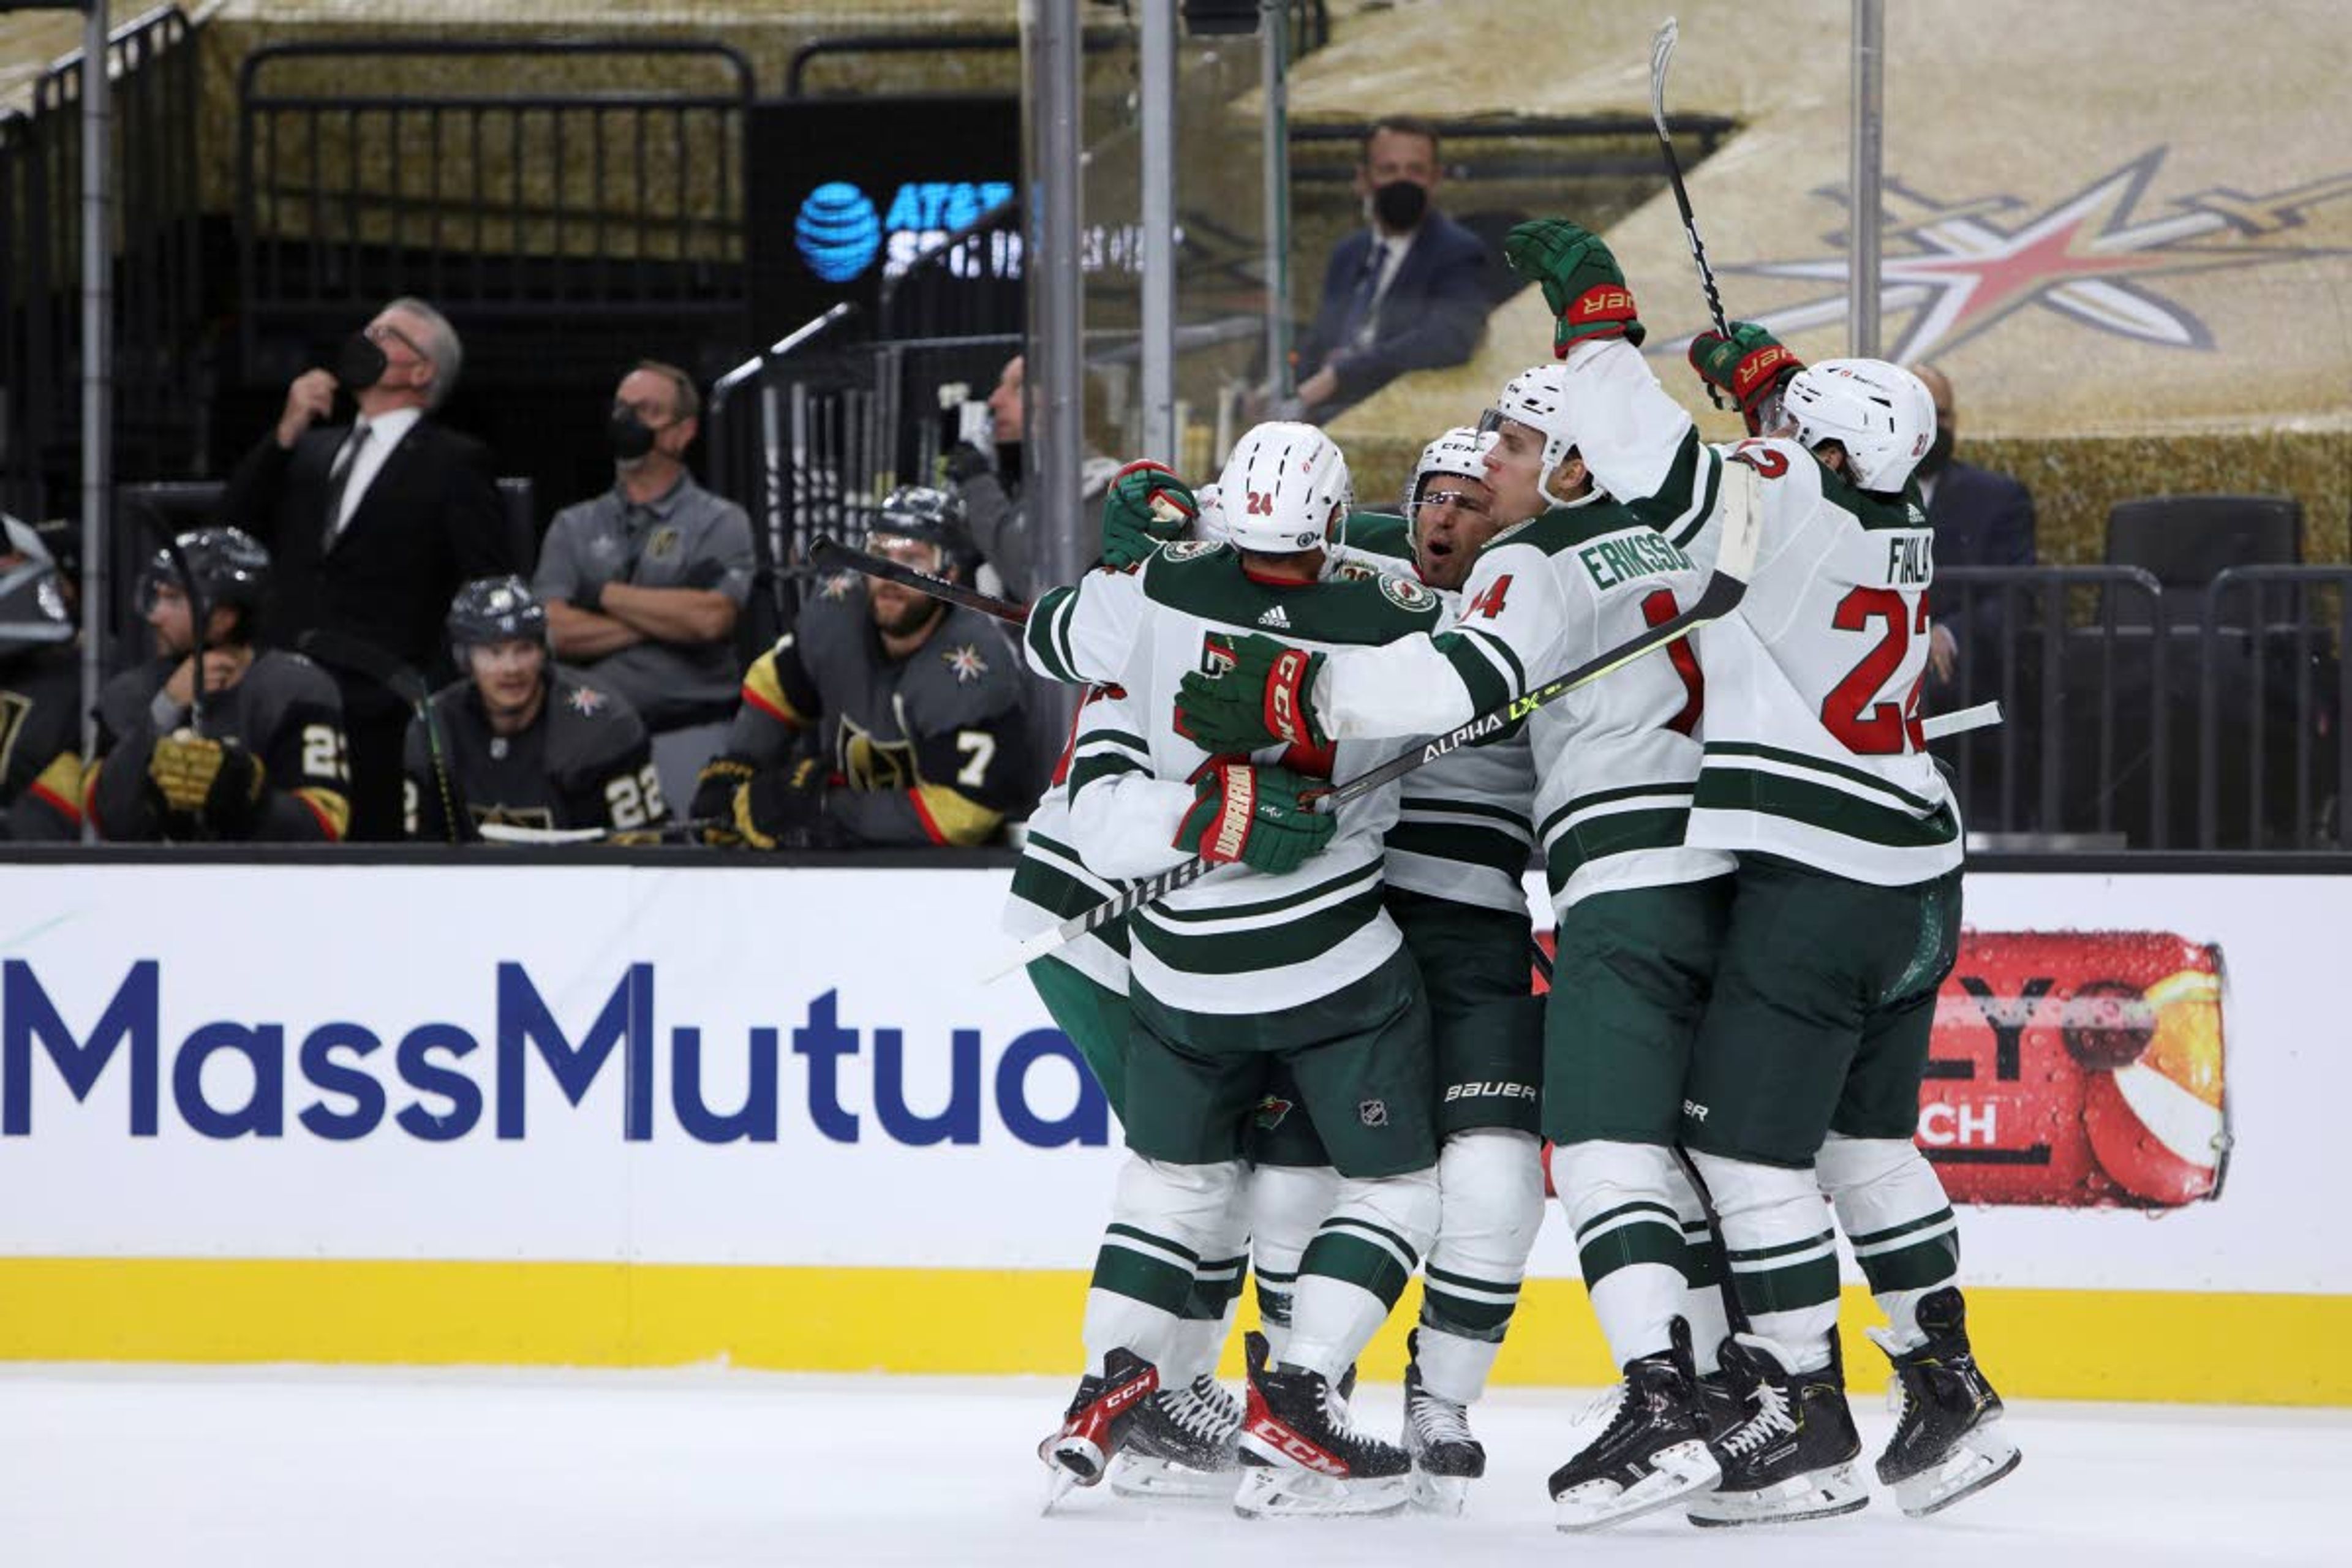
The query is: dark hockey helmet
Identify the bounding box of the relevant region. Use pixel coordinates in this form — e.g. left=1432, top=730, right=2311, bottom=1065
left=447, top=575, right=550, bottom=658
left=0, top=514, right=73, bottom=655
left=867, top=484, right=970, bottom=557
left=136, top=526, right=271, bottom=638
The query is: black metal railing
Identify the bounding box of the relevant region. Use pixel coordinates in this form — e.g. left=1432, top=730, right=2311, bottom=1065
left=236, top=39, right=755, bottom=380
left=1935, top=565, right=2346, bottom=851
left=0, top=4, right=205, bottom=520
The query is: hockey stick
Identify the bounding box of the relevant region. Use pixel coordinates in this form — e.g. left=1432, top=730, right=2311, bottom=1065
left=295, top=628, right=461, bottom=846
left=143, top=521, right=212, bottom=733
left=1920, top=700, right=2002, bottom=742
left=1648, top=17, right=1733, bottom=406
left=985, top=465, right=1768, bottom=981
left=477, top=817, right=725, bottom=846
left=809, top=536, right=1029, bottom=626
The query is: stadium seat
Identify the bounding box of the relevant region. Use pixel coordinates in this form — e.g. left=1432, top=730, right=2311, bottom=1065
left=2103, top=494, right=2302, bottom=628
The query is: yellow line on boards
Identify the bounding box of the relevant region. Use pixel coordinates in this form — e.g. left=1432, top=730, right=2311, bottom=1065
left=0, top=1259, right=2340, bottom=1407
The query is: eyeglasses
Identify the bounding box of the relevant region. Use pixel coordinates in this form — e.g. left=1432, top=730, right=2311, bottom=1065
left=366, top=321, right=430, bottom=363
left=1411, top=488, right=1491, bottom=517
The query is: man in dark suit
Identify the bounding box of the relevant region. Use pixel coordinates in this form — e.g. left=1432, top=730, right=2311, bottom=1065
left=1291, top=116, right=1490, bottom=423
left=1911, top=364, right=2035, bottom=694
left=222, top=296, right=513, bottom=840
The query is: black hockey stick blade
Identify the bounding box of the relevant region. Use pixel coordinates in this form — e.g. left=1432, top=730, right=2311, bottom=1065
left=809, top=536, right=1029, bottom=626
left=986, top=466, right=1766, bottom=981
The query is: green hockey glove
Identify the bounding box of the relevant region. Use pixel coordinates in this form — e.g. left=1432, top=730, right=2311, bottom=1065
left=1174, top=633, right=1330, bottom=754
left=1172, top=761, right=1334, bottom=875
left=1502, top=218, right=1645, bottom=353
left=1101, top=459, right=1199, bottom=570
left=1689, top=322, right=1804, bottom=434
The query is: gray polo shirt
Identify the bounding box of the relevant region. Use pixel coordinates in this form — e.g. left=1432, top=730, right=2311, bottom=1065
left=534, top=472, right=755, bottom=729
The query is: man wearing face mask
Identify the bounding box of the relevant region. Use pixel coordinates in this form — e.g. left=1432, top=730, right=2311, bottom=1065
left=535, top=361, right=756, bottom=811
left=222, top=296, right=511, bottom=840
left=1908, top=364, right=2035, bottom=694
left=1289, top=116, right=1490, bottom=423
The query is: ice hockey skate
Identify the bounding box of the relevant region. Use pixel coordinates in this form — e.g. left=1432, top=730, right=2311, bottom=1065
left=1038, top=1349, right=1159, bottom=1508
left=1400, top=1330, right=1485, bottom=1515
left=1870, top=1286, right=2022, bottom=1517
left=1107, top=1374, right=1242, bottom=1500
left=1548, top=1316, right=1722, bottom=1531
left=1232, top=1331, right=1411, bottom=1518
left=1686, top=1333, right=1869, bottom=1528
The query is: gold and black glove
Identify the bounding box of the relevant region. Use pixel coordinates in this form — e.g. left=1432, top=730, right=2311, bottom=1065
left=149, top=731, right=267, bottom=837
left=690, top=755, right=757, bottom=846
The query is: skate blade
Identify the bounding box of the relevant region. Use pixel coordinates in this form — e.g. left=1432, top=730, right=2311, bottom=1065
left=1895, top=1430, right=2022, bottom=1518
left=1041, top=1468, right=1079, bottom=1515
left=1553, top=1441, right=1721, bottom=1532
left=1686, top=1461, right=1869, bottom=1528
left=1109, top=1453, right=1240, bottom=1501
left=1408, top=1466, right=1472, bottom=1516
left=1233, top=1465, right=1410, bottom=1520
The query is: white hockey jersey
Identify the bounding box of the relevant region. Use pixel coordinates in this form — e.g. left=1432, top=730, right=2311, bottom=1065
left=1003, top=690, right=1138, bottom=995
left=1551, top=339, right=1962, bottom=886
left=1319, top=495, right=1735, bottom=916
left=1335, top=512, right=1537, bottom=918
left=1022, top=543, right=1439, bottom=1017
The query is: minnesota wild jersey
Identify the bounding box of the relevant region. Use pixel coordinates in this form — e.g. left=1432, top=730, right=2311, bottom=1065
left=1554, top=339, right=1962, bottom=886
left=1023, top=543, right=1441, bottom=1018
left=1319, top=494, right=1735, bottom=914
left=1004, top=688, right=1136, bottom=995
left=1329, top=510, right=1536, bottom=918
left=1678, top=438, right=1960, bottom=884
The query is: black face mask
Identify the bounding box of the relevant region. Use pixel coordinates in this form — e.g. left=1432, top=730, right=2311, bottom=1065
left=1371, top=178, right=1429, bottom=232
left=336, top=332, right=388, bottom=393
left=1917, top=425, right=1955, bottom=478
left=993, top=440, right=1024, bottom=483
left=608, top=407, right=658, bottom=463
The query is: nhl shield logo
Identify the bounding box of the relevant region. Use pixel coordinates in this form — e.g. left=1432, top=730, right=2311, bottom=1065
left=1359, top=1098, right=1388, bottom=1128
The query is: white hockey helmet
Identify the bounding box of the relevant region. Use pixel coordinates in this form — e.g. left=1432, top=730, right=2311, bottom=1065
left=1406, top=426, right=1496, bottom=509
left=1480, top=363, right=1580, bottom=507
left=1784, top=358, right=1936, bottom=492
left=1216, top=421, right=1352, bottom=554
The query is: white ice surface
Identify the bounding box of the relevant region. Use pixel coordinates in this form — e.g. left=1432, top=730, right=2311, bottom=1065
left=0, top=1365, right=2342, bottom=1567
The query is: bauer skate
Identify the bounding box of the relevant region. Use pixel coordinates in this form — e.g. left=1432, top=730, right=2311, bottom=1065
left=1686, top=1333, right=1869, bottom=1528
left=1401, top=1330, right=1485, bottom=1515
left=1869, top=1286, right=2021, bottom=1517
left=1038, top=1349, right=1159, bottom=1509
left=1109, top=1374, right=1242, bottom=1500
left=1548, top=1316, right=1721, bottom=1532
left=1233, top=1332, right=1411, bottom=1518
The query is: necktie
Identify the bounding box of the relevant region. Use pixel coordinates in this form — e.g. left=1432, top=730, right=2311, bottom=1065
left=321, top=422, right=372, bottom=552
left=1337, top=241, right=1386, bottom=352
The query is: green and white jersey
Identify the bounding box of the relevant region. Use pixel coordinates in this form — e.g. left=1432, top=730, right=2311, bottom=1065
left=1555, top=339, right=1962, bottom=886
left=1317, top=495, right=1735, bottom=916
left=1330, top=511, right=1537, bottom=918
left=1023, top=543, right=1441, bottom=1017
left=1003, top=690, right=1136, bottom=995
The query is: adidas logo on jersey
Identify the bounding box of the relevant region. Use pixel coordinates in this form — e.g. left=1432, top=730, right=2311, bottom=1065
left=1257, top=605, right=1291, bottom=628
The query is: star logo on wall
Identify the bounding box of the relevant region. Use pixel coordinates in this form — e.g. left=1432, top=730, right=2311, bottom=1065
left=1666, top=148, right=2352, bottom=363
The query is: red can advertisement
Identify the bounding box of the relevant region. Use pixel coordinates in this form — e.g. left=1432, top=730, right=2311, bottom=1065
left=1924, top=930, right=2230, bottom=1209
left=1532, top=925, right=2231, bottom=1209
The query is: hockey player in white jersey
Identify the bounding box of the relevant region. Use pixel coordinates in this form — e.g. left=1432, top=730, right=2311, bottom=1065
left=1322, top=428, right=1547, bottom=1513
left=1177, top=380, right=1757, bottom=1531
left=1506, top=217, right=2019, bottom=1523
left=1024, top=424, right=1449, bottom=1518
left=1002, top=469, right=1330, bottom=1501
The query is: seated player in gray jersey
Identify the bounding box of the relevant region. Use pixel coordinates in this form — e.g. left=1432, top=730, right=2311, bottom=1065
left=690, top=486, right=1033, bottom=851
left=0, top=519, right=84, bottom=839
left=403, top=577, right=666, bottom=842
left=1508, top=219, right=2016, bottom=1525
left=89, top=527, right=351, bottom=842
left=1308, top=427, right=1548, bottom=1515
left=1178, top=372, right=1758, bottom=1531
left=1022, top=423, right=1447, bottom=1518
